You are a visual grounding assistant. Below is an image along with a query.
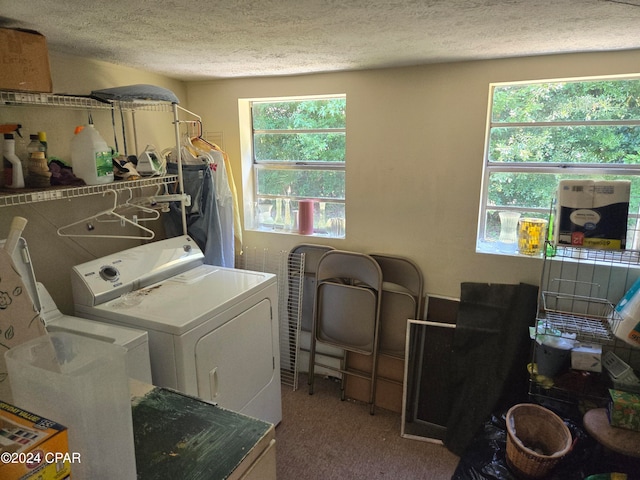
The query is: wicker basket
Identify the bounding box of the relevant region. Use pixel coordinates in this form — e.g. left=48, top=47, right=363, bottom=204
left=505, top=403, right=572, bottom=479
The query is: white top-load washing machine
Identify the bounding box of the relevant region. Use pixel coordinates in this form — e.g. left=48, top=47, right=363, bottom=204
left=36, top=283, right=152, bottom=383
left=70, top=235, right=282, bottom=426
left=1, top=237, right=153, bottom=383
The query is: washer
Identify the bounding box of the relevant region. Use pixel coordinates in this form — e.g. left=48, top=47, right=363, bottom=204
left=37, top=283, right=152, bottom=383
left=2, top=237, right=152, bottom=383
left=70, top=235, right=282, bottom=425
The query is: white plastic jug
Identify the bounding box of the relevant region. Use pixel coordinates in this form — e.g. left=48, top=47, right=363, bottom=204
left=71, top=124, right=114, bottom=185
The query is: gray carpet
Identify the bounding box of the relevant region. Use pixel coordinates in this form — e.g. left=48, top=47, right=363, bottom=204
left=276, top=375, right=460, bottom=479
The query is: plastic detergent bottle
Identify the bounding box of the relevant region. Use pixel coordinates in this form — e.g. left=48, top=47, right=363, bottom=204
left=37, top=131, right=48, bottom=159
left=27, top=134, right=45, bottom=156
left=3, top=133, right=25, bottom=188
left=71, top=123, right=114, bottom=185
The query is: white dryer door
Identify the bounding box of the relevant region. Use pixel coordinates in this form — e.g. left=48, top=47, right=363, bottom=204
left=195, top=299, right=275, bottom=413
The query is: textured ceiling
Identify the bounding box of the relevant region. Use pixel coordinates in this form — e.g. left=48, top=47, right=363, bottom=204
left=1, top=0, right=640, bottom=81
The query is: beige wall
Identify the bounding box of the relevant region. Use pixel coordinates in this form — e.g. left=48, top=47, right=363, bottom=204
left=0, top=53, right=187, bottom=313
left=186, top=49, right=640, bottom=301
left=3, top=48, right=640, bottom=314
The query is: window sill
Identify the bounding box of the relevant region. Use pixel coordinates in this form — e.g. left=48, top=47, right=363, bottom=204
left=476, top=240, right=544, bottom=258
left=247, top=226, right=345, bottom=239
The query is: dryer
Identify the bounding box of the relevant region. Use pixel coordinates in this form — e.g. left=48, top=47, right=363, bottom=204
left=71, top=236, right=282, bottom=425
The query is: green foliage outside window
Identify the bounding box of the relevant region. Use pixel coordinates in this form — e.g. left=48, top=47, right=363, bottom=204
left=481, top=78, right=640, bottom=247
left=251, top=97, right=346, bottom=234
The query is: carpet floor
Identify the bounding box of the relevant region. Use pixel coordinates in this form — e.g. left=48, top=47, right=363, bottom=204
left=275, top=375, right=460, bottom=479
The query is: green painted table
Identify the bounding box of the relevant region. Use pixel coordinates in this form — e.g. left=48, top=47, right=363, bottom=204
left=130, top=381, right=276, bottom=480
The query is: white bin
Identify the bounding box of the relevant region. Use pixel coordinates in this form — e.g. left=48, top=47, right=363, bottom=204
left=5, top=332, right=136, bottom=479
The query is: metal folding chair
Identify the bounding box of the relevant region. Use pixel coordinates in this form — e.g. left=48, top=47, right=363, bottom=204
left=370, top=254, right=424, bottom=358
left=308, top=250, right=383, bottom=414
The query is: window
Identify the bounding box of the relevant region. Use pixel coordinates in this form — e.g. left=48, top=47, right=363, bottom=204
left=477, top=76, right=640, bottom=255
left=249, top=95, right=346, bottom=237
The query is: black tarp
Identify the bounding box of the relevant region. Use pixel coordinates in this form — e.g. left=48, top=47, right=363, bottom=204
left=444, top=282, right=538, bottom=456
left=451, top=411, right=640, bottom=480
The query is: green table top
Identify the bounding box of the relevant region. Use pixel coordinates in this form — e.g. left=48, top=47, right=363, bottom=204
left=131, top=386, right=273, bottom=480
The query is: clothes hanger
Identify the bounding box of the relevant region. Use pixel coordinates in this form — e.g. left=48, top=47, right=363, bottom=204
left=131, top=184, right=191, bottom=212
left=177, top=132, right=210, bottom=165
left=95, top=188, right=161, bottom=224
left=56, top=190, right=155, bottom=240
left=190, top=120, right=213, bottom=147
left=188, top=125, right=228, bottom=172
left=189, top=120, right=225, bottom=155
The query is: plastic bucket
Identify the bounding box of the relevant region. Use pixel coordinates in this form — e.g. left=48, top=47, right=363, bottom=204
left=535, top=336, right=573, bottom=378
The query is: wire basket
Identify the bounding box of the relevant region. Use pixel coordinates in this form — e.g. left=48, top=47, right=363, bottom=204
left=506, top=403, right=572, bottom=479
left=540, top=291, right=620, bottom=343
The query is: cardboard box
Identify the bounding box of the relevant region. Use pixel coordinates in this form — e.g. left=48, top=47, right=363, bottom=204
left=555, top=180, right=630, bottom=250
left=608, top=389, right=640, bottom=432
left=344, top=352, right=405, bottom=412
left=571, top=343, right=602, bottom=372
left=0, top=28, right=52, bottom=93
left=0, top=401, right=71, bottom=479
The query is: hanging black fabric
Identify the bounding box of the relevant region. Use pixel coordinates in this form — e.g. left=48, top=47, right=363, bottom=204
left=164, top=162, right=225, bottom=266
left=443, top=282, right=538, bottom=456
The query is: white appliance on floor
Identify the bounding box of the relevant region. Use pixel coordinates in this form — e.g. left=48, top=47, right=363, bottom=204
left=37, top=283, right=152, bottom=383
left=70, top=235, right=282, bottom=425
left=2, top=237, right=153, bottom=383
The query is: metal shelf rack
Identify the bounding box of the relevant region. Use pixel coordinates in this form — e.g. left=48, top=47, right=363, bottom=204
left=0, top=175, right=178, bottom=208
left=536, top=243, right=640, bottom=344
left=0, top=88, right=192, bottom=235
left=0, top=91, right=174, bottom=112
left=529, top=241, right=640, bottom=414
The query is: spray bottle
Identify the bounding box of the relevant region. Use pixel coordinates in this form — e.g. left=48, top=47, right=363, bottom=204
left=2, top=125, right=25, bottom=188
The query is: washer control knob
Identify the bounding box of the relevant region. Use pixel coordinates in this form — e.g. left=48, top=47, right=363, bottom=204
left=99, top=265, right=119, bottom=282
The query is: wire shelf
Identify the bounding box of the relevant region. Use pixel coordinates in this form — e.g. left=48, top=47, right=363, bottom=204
left=536, top=239, right=640, bottom=344
left=538, top=285, right=620, bottom=343
left=550, top=243, right=640, bottom=267
left=528, top=377, right=609, bottom=410
left=542, top=290, right=614, bottom=317
left=0, top=175, right=179, bottom=208
left=538, top=310, right=618, bottom=343
left=236, top=247, right=305, bottom=391
left=0, top=91, right=175, bottom=112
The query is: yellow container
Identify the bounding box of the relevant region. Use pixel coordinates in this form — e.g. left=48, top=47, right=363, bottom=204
left=0, top=401, right=72, bottom=480
left=519, top=218, right=548, bottom=256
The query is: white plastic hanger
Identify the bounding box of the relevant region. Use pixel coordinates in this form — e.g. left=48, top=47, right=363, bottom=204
left=95, top=188, right=161, bottom=224
left=127, top=183, right=191, bottom=212
left=56, top=190, right=155, bottom=240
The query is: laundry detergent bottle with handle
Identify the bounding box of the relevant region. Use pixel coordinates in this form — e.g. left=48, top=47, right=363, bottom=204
left=71, top=123, right=114, bottom=185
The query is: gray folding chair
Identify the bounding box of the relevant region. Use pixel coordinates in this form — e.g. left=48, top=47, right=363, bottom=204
left=308, top=250, right=383, bottom=414
left=370, top=254, right=424, bottom=358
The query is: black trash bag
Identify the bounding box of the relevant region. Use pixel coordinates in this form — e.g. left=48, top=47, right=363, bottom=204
left=452, top=409, right=631, bottom=480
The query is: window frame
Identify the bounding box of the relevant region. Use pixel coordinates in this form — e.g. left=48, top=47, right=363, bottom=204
left=247, top=94, right=347, bottom=237
left=477, top=74, right=640, bottom=256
